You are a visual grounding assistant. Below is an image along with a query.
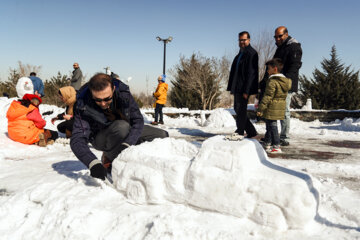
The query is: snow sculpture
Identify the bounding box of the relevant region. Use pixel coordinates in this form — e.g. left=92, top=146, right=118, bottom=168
left=112, top=136, right=317, bottom=230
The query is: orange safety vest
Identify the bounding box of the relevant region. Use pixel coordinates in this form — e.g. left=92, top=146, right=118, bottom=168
left=6, top=100, right=44, bottom=144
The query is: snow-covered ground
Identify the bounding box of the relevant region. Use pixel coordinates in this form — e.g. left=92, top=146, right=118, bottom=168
left=0, top=98, right=360, bottom=240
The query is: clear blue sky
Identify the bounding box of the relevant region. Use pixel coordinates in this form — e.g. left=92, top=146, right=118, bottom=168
left=1, top=0, right=359, bottom=94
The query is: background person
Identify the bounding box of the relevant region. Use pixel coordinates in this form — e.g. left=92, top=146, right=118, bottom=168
left=7, top=94, right=58, bottom=146
left=51, top=86, right=77, bottom=138
left=29, top=72, right=44, bottom=97
left=151, top=75, right=168, bottom=125
left=70, top=62, right=83, bottom=91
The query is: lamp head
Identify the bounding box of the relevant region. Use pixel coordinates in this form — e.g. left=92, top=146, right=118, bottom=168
left=156, top=36, right=161, bottom=41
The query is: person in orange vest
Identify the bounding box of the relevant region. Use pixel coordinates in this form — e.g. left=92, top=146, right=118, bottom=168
left=151, top=75, right=168, bottom=125
left=6, top=94, right=58, bottom=146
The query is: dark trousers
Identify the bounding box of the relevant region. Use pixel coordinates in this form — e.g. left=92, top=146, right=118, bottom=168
left=57, top=119, right=74, bottom=133
left=154, top=103, right=164, bottom=122
left=92, top=120, right=169, bottom=161
left=234, top=93, right=257, bottom=136
left=264, top=119, right=280, bottom=146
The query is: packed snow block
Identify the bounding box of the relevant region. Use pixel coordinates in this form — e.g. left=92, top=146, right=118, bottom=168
left=112, top=136, right=317, bottom=230
left=112, top=138, right=198, bottom=204
left=204, top=108, right=235, bottom=128
left=185, top=136, right=317, bottom=230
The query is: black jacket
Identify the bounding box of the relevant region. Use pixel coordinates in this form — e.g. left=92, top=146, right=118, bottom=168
left=260, top=36, right=302, bottom=97
left=70, top=79, right=144, bottom=168
left=227, top=44, right=259, bottom=95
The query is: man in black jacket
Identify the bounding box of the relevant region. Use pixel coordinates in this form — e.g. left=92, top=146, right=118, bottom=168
left=227, top=31, right=258, bottom=140
left=70, top=73, right=168, bottom=180
left=259, top=26, right=302, bottom=146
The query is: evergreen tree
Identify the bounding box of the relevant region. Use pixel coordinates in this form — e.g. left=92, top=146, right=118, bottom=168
left=0, top=69, right=20, bottom=97
left=43, top=72, right=69, bottom=106
left=299, top=46, right=360, bottom=110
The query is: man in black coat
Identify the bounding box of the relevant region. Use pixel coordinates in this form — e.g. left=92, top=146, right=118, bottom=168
left=227, top=31, right=258, bottom=140
left=259, top=26, right=302, bottom=146
left=70, top=73, right=168, bottom=180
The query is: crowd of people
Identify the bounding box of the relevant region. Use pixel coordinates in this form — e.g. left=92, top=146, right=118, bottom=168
left=5, top=25, right=302, bottom=180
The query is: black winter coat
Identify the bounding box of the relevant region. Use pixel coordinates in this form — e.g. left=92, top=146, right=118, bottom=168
left=70, top=79, right=144, bottom=168
left=227, top=44, right=259, bottom=95
left=260, top=36, right=302, bottom=97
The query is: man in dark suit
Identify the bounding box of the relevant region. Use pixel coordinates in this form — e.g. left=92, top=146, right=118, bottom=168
left=227, top=31, right=258, bottom=140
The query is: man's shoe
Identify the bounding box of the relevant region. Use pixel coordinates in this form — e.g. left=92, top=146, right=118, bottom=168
left=159, top=120, right=164, bottom=125
left=151, top=121, right=159, bottom=125
left=246, top=133, right=257, bottom=138
left=280, top=140, right=290, bottom=146
left=225, top=133, right=244, bottom=141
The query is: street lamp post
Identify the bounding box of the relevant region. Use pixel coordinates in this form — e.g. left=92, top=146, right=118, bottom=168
left=156, top=36, right=173, bottom=75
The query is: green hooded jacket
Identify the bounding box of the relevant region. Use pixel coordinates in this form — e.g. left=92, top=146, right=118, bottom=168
left=257, top=74, right=292, bottom=120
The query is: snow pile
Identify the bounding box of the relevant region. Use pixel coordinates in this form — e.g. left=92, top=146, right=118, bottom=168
left=204, top=108, right=236, bottom=128
left=112, top=136, right=317, bottom=230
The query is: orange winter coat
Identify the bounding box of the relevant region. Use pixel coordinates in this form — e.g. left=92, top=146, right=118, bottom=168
left=6, top=100, right=45, bottom=144
left=153, top=82, right=168, bottom=105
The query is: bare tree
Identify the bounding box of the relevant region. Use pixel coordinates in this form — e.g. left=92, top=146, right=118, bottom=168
left=252, top=29, right=276, bottom=81
left=171, top=53, right=228, bottom=110
left=17, top=61, right=42, bottom=77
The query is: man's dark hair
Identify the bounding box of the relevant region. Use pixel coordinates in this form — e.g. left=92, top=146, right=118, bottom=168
left=89, top=73, right=114, bottom=91
left=266, top=58, right=284, bottom=72
left=30, top=72, right=36, bottom=76
left=239, top=31, right=250, bottom=39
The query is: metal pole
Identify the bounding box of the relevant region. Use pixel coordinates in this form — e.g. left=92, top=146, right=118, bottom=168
left=163, top=41, right=166, bottom=75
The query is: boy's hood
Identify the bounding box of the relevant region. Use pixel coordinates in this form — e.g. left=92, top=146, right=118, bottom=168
left=269, top=74, right=292, bottom=92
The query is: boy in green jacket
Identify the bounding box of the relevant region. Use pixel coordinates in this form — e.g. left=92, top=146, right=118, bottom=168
left=257, top=59, right=291, bottom=153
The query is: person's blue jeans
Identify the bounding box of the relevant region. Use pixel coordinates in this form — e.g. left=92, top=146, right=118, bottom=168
left=280, top=92, right=292, bottom=142
left=264, top=119, right=280, bottom=146
left=154, top=103, right=164, bottom=122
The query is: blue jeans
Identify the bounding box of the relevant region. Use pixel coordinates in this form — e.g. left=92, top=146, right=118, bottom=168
left=280, top=93, right=292, bottom=141
left=154, top=103, right=164, bottom=122
left=264, top=119, right=280, bottom=146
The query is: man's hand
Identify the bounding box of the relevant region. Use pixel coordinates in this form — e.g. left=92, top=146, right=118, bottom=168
left=243, top=93, right=248, bottom=99
left=63, top=114, right=73, bottom=120
left=256, top=112, right=262, bottom=117
left=90, top=163, right=107, bottom=180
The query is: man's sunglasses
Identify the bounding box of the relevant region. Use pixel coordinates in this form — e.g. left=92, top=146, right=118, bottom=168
left=274, top=34, right=284, bottom=39
left=93, top=96, right=113, bottom=103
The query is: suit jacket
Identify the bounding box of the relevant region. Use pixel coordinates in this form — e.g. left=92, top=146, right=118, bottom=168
left=227, top=44, right=259, bottom=96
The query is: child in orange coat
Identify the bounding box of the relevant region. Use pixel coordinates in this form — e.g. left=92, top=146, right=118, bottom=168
left=7, top=94, right=58, bottom=146
left=151, top=75, right=168, bottom=125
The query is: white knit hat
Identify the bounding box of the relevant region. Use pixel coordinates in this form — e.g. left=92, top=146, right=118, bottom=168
left=16, top=77, right=34, bottom=99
